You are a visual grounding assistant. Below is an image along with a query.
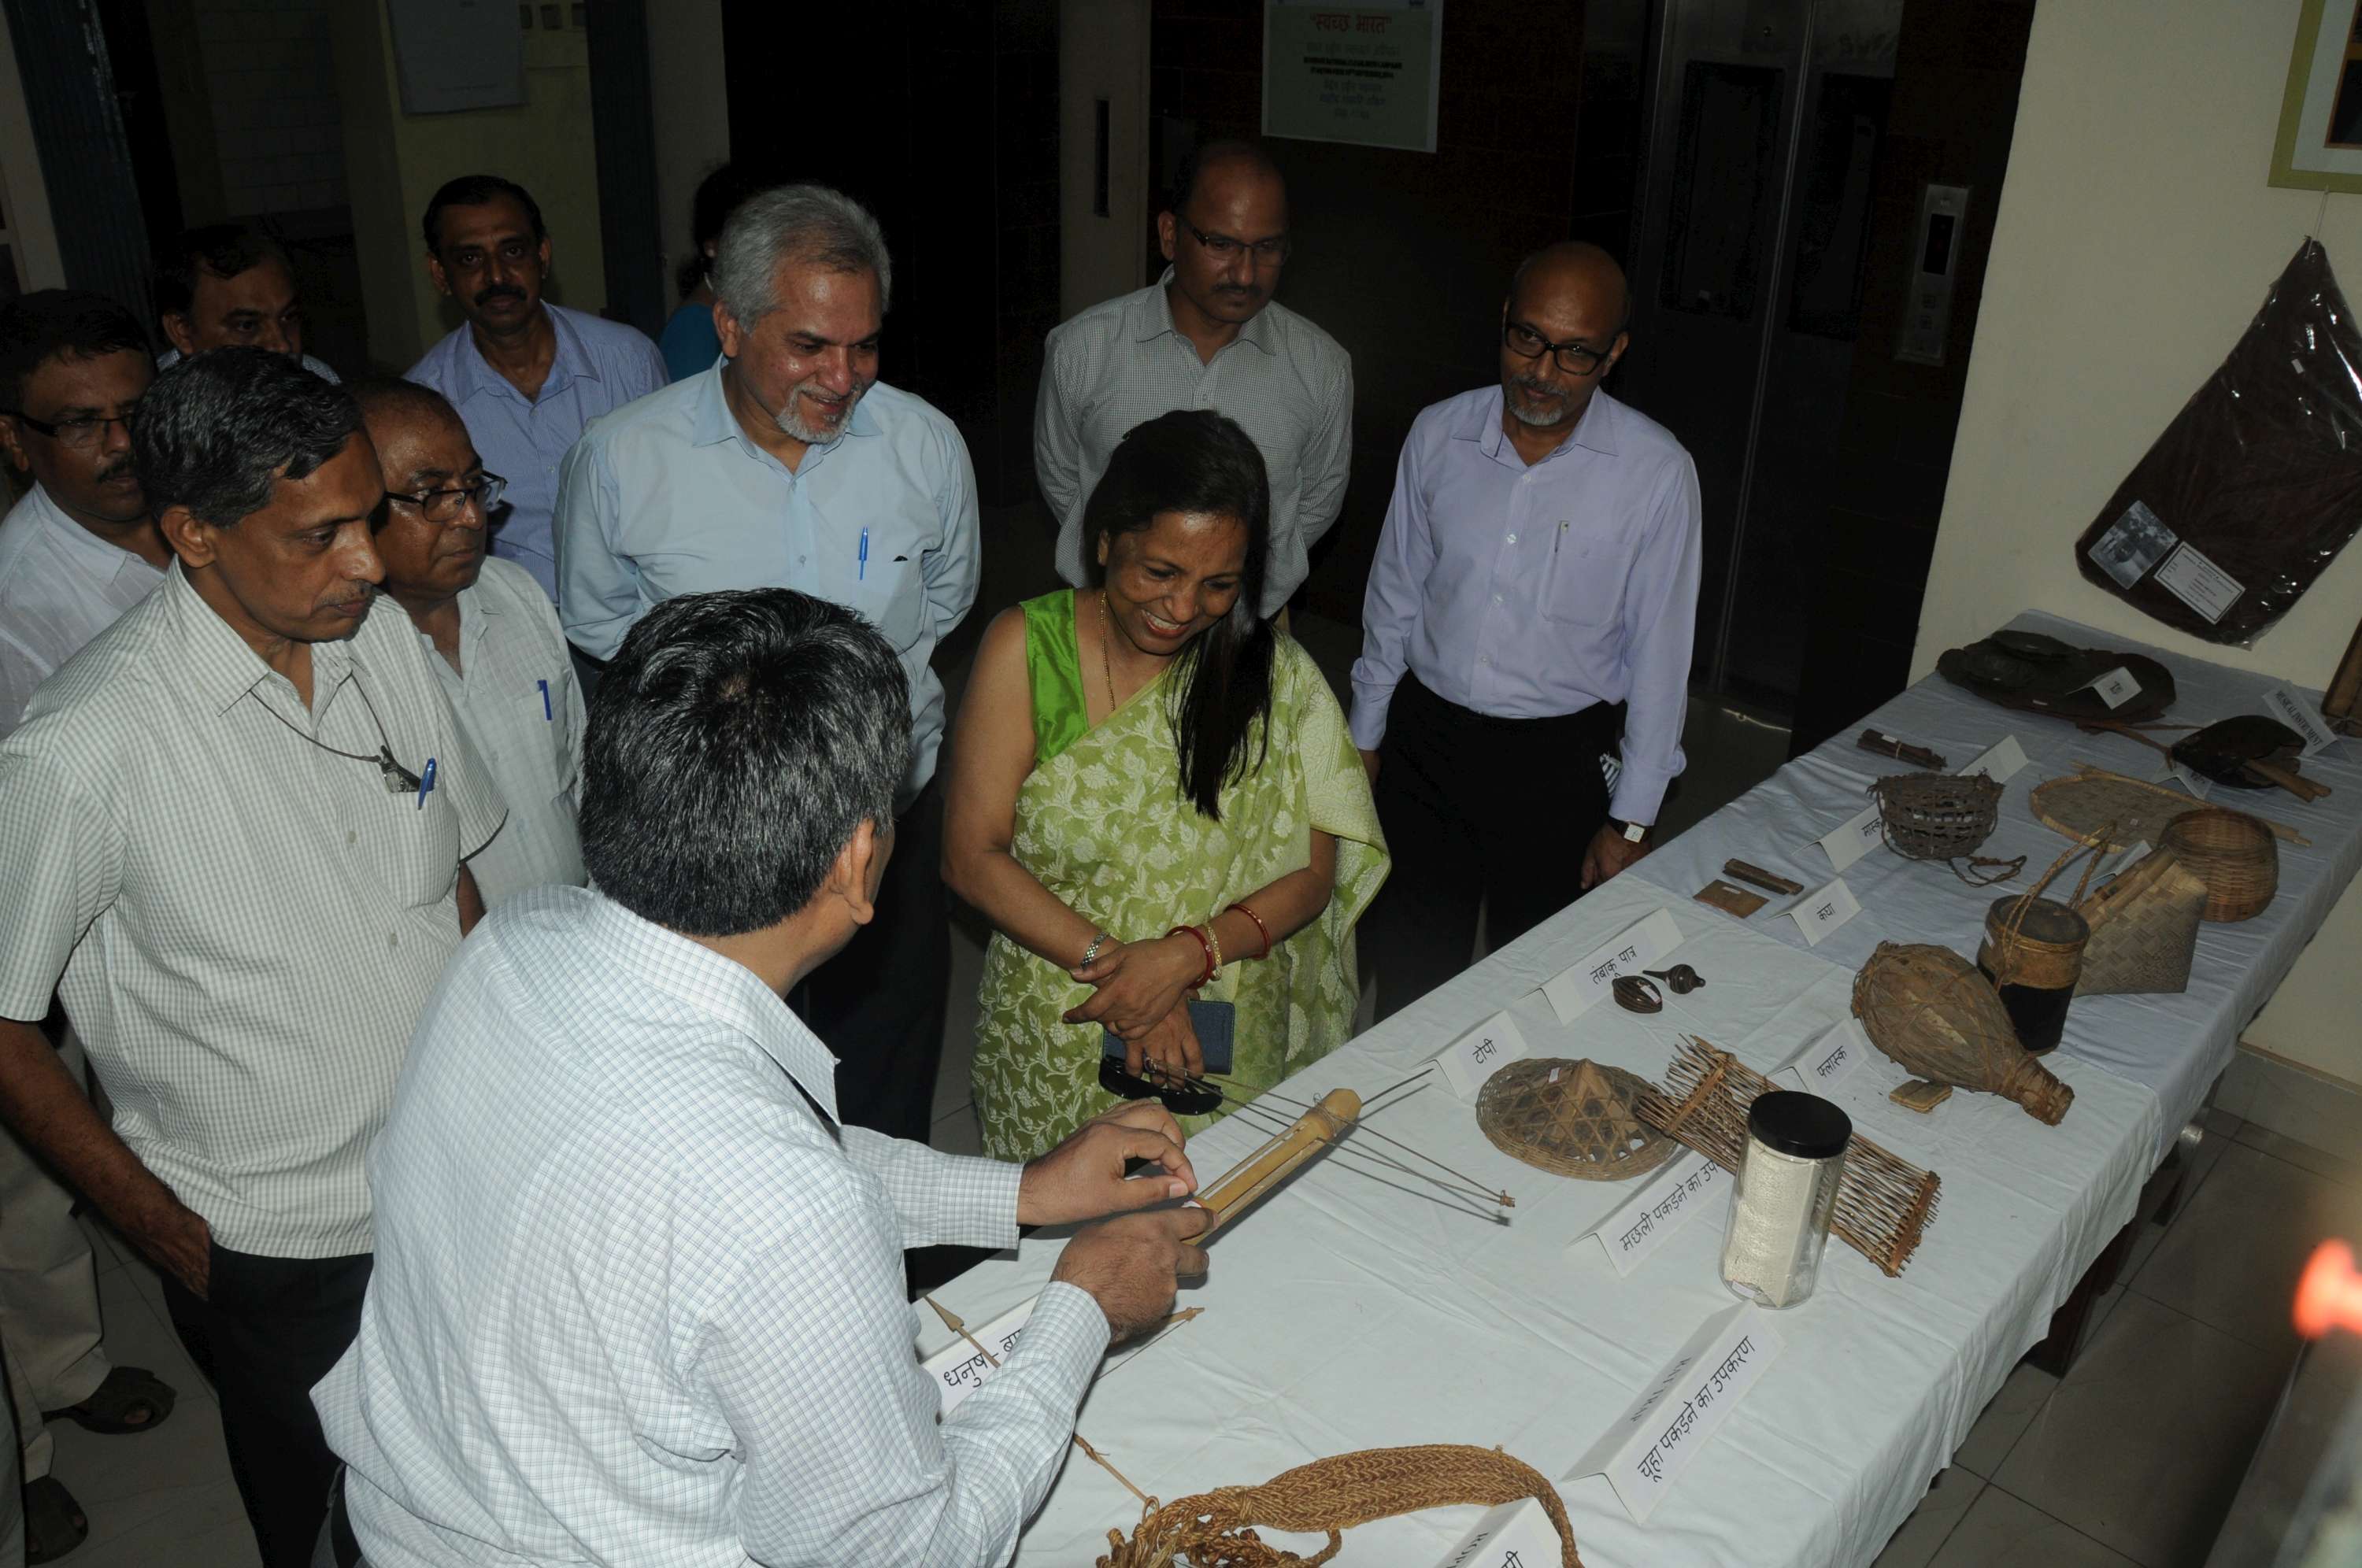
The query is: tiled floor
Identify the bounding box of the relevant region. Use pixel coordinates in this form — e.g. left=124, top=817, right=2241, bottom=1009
left=1867, top=1111, right=2362, bottom=1568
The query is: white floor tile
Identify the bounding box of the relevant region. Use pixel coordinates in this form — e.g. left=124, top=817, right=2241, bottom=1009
left=1952, top=1359, right=2057, bottom=1479
left=1994, top=1292, right=2290, bottom=1566
left=46, top=1392, right=236, bottom=1551
left=931, top=1103, right=983, bottom=1158
left=62, top=1476, right=258, bottom=1568
left=1927, top=1486, right=2139, bottom=1566
left=2131, top=1140, right=2362, bottom=1355
left=2231, top=1121, right=2362, bottom=1189
left=1871, top=1466, right=1985, bottom=1568
left=90, top=1263, right=207, bottom=1405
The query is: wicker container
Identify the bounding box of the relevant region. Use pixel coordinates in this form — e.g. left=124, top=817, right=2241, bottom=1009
left=1852, top=941, right=2075, bottom=1125
left=2159, top=808, right=2279, bottom=922
left=1976, top=896, right=2090, bottom=1055
left=1868, top=772, right=2005, bottom=860
left=2073, top=849, right=2207, bottom=996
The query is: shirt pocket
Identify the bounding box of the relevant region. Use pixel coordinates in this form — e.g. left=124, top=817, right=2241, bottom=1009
left=842, top=512, right=930, bottom=654
left=1540, top=522, right=1628, bottom=627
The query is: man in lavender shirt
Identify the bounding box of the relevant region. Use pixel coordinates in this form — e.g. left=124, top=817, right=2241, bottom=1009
left=1350, top=243, right=1701, bottom=1021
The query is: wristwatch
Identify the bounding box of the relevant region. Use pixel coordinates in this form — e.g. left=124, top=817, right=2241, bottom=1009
left=1610, top=818, right=1651, bottom=844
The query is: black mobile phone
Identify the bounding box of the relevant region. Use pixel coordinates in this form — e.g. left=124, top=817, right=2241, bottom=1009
left=1100, top=998, right=1235, bottom=1075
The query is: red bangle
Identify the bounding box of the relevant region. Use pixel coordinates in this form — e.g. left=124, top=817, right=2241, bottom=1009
left=1225, top=900, right=1273, bottom=960
left=1166, top=924, right=1216, bottom=988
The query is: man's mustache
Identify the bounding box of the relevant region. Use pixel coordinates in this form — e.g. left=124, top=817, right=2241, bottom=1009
left=473, top=284, right=527, bottom=308
left=94, top=460, right=136, bottom=485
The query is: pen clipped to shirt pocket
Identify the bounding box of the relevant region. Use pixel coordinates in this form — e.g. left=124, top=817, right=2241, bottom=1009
left=1540, top=520, right=1626, bottom=627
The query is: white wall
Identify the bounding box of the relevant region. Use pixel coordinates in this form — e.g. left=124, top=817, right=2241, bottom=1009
left=1916, top=0, right=2362, bottom=1085
left=0, top=0, right=63, bottom=291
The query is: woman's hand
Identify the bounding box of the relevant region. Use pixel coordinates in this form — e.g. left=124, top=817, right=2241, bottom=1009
left=1126, top=1004, right=1206, bottom=1083
left=1064, top=934, right=1205, bottom=1040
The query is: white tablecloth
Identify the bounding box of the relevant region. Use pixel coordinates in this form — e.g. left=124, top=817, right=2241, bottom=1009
left=1631, top=610, right=2362, bottom=1163
left=926, top=612, right=2357, bottom=1566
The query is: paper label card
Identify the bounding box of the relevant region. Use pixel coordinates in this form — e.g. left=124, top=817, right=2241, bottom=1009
left=2152, top=541, right=2244, bottom=624
left=1958, top=734, right=2031, bottom=783
left=1542, top=908, right=1683, bottom=1023
left=1435, top=1011, right=1531, bottom=1099
left=1568, top=1304, right=1784, bottom=1522
left=920, top=1300, right=1034, bottom=1416
left=1789, top=878, right=1861, bottom=947
left=1818, top=802, right=1886, bottom=874
left=2157, top=760, right=2212, bottom=801
left=1778, top=1018, right=1869, bottom=1093
left=1432, top=1496, right=1572, bottom=1568
left=2261, top=682, right=2343, bottom=757
left=1584, top=1153, right=1727, bottom=1277
left=2084, top=667, right=2141, bottom=709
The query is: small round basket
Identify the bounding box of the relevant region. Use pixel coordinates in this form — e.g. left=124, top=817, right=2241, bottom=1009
left=1868, top=772, right=2005, bottom=861
left=1476, top=1058, right=1675, bottom=1182
left=2158, top=807, right=2278, bottom=922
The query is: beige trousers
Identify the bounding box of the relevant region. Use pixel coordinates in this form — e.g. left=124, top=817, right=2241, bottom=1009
left=0, top=1032, right=109, bottom=1482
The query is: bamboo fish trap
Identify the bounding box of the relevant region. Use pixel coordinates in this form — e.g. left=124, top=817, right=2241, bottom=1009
left=1632, top=1037, right=1940, bottom=1278
left=1851, top=942, right=2075, bottom=1124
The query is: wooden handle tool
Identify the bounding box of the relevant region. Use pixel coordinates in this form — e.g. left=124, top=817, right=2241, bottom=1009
left=1723, top=859, right=1804, bottom=896
left=1193, top=1088, right=1360, bottom=1238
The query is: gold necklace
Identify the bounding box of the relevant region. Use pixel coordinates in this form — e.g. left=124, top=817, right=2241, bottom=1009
left=1097, top=590, right=1120, bottom=711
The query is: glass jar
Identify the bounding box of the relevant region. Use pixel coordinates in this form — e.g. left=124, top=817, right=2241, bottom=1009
left=1720, top=1091, right=1850, bottom=1309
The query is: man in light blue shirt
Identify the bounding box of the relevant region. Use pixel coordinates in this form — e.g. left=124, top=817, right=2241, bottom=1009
left=552, top=184, right=979, bottom=1147
left=406, top=175, right=667, bottom=601
left=1351, top=242, right=1701, bottom=1020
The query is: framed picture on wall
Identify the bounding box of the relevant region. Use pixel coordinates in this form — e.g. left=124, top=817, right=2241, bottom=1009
left=2272, top=0, right=2362, bottom=190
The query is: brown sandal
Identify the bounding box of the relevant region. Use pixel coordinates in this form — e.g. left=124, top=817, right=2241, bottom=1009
left=42, top=1363, right=177, bottom=1436
left=24, top=1474, right=88, bottom=1565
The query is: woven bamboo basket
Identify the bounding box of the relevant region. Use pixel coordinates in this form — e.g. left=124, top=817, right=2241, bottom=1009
left=2072, top=848, right=2207, bottom=996
left=1868, top=772, right=2004, bottom=860
left=1852, top=941, right=2075, bottom=1124
left=2158, top=808, right=2278, bottom=922
left=1476, top=1059, right=1676, bottom=1182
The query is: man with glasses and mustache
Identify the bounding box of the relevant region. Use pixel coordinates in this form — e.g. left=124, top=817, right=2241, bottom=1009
left=1037, top=139, right=1351, bottom=619
left=553, top=184, right=979, bottom=1154
left=1350, top=242, right=1701, bottom=1021
left=355, top=377, right=586, bottom=905
left=0, top=291, right=183, bottom=1565
left=407, top=174, right=667, bottom=603
left=0, top=349, right=503, bottom=1567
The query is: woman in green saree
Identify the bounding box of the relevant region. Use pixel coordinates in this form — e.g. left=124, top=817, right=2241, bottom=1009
left=945, top=410, right=1388, bottom=1161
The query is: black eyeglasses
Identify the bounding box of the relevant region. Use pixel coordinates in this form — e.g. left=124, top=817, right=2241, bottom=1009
left=382, top=472, right=507, bottom=526
left=1180, top=218, right=1292, bottom=265
left=5, top=406, right=139, bottom=449
left=1503, top=322, right=1617, bottom=377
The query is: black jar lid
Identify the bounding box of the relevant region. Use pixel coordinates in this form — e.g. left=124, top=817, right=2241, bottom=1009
left=1748, top=1090, right=1852, bottom=1159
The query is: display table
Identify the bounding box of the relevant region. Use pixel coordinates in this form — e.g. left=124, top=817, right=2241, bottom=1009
left=1633, top=612, right=2362, bottom=1163
left=926, top=613, right=2361, bottom=1566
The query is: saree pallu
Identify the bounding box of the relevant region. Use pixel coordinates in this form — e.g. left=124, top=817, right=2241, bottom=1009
left=972, top=590, right=1389, bottom=1160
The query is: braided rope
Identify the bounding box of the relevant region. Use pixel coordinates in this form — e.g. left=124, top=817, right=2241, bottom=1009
left=1096, top=1444, right=1581, bottom=1567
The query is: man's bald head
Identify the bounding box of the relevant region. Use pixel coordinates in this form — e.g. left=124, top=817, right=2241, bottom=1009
left=1497, top=243, right=1631, bottom=435
left=350, top=375, right=465, bottom=446
left=1507, top=242, right=1630, bottom=333
left=1170, top=139, right=1287, bottom=216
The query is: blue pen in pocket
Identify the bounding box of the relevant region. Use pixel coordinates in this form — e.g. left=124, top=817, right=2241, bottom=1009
left=415, top=756, right=437, bottom=811
left=538, top=678, right=551, bottom=720
left=858, top=526, right=869, bottom=581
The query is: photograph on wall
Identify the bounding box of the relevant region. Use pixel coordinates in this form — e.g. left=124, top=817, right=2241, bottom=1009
left=2271, top=0, right=2362, bottom=190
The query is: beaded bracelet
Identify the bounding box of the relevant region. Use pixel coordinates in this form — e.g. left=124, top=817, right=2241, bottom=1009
left=1166, top=923, right=1216, bottom=988
left=1080, top=930, right=1111, bottom=967
left=1225, top=900, right=1273, bottom=960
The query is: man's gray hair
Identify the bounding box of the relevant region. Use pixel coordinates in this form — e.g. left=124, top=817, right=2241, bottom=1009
left=713, top=184, right=893, bottom=328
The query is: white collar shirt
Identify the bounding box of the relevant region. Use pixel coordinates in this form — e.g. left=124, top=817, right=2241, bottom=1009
left=420, top=557, right=585, bottom=904
left=0, top=567, right=506, bottom=1255
left=1035, top=271, right=1353, bottom=616
left=0, top=483, right=166, bottom=737
left=317, top=886, right=1112, bottom=1566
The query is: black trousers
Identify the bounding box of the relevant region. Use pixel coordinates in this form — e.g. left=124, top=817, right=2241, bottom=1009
left=792, top=778, right=951, bottom=1145
left=162, top=1245, right=372, bottom=1568
left=1361, top=674, right=1615, bottom=1022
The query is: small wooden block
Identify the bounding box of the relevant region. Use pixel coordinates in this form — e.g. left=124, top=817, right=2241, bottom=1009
left=1694, top=879, right=1768, bottom=918
left=1723, top=858, right=1805, bottom=897
left=1890, top=1079, right=1954, bottom=1113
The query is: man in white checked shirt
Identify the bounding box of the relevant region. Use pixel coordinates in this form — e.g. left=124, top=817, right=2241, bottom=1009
left=1037, top=139, right=1351, bottom=619
left=354, top=378, right=585, bottom=904
left=0, top=349, right=505, bottom=1568
left=316, top=589, right=1209, bottom=1568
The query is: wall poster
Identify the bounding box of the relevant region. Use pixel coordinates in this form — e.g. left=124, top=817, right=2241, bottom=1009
left=1261, top=1, right=1442, bottom=154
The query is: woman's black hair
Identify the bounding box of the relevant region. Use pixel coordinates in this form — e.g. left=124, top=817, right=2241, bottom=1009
left=676, top=163, right=769, bottom=300
left=1085, top=409, right=1275, bottom=819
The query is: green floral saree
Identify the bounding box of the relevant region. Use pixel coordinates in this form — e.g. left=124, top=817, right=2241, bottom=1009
left=971, top=590, right=1390, bottom=1161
